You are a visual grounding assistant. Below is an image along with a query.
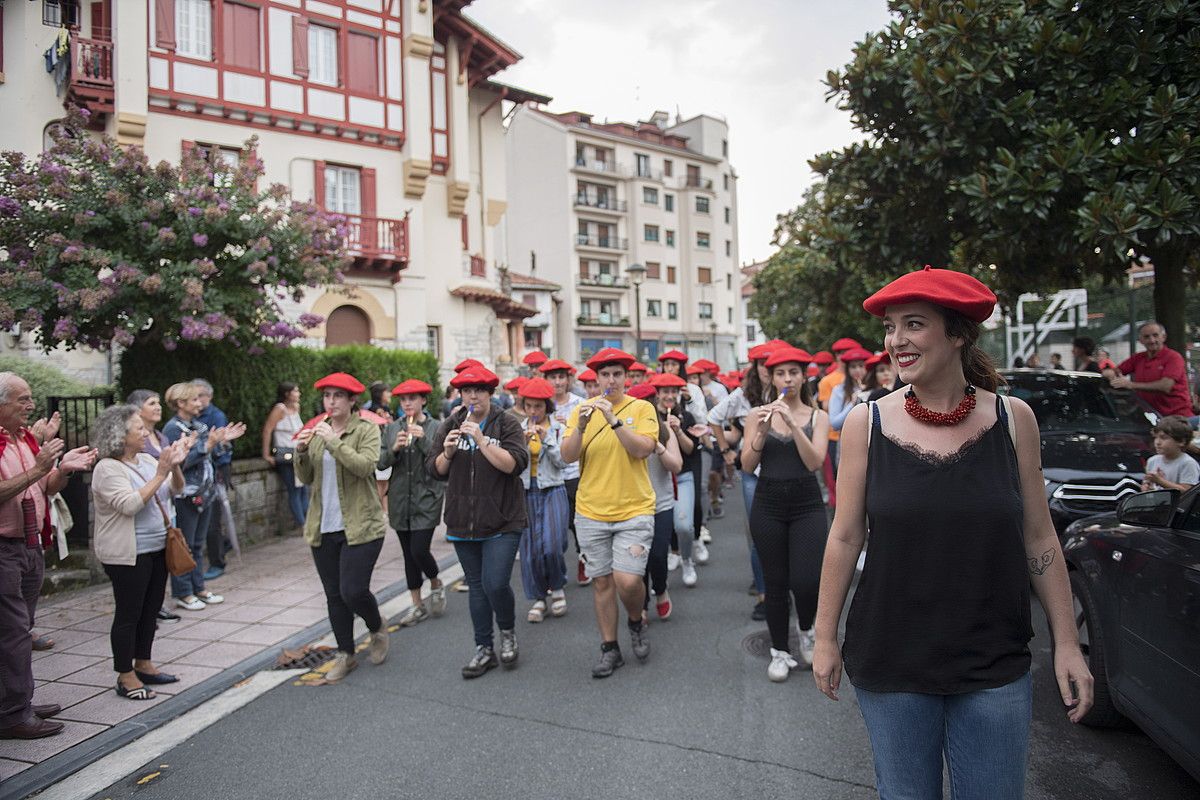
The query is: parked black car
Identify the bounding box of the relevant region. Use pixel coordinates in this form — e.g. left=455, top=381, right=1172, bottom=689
left=999, top=369, right=1156, bottom=531
left=1062, top=488, right=1200, bottom=781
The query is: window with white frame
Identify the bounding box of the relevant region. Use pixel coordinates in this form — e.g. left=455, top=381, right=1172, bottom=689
left=646, top=299, right=662, bottom=318
left=176, top=0, right=212, bottom=59
left=698, top=302, right=713, bottom=320
left=198, top=144, right=241, bottom=188
left=695, top=196, right=710, bottom=214
left=643, top=187, right=658, bottom=205
left=324, top=166, right=361, bottom=215
left=667, top=302, right=678, bottom=320
left=308, top=24, right=338, bottom=86
left=426, top=325, right=442, bottom=359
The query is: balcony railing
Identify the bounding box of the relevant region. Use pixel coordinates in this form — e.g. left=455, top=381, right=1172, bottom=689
left=686, top=177, right=715, bottom=190
left=577, top=274, right=630, bottom=288
left=66, top=37, right=115, bottom=116
left=574, top=158, right=626, bottom=175
left=577, top=314, right=630, bottom=327
left=343, top=214, right=410, bottom=262
left=573, top=195, right=627, bottom=212
left=575, top=233, right=628, bottom=250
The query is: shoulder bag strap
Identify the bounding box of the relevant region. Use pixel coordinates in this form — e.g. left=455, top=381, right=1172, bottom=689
left=121, top=460, right=172, bottom=528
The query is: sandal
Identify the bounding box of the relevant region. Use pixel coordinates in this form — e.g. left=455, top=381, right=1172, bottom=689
left=32, top=635, right=55, bottom=651
left=549, top=594, right=567, bottom=617
left=115, top=682, right=156, bottom=701
left=527, top=601, right=546, bottom=623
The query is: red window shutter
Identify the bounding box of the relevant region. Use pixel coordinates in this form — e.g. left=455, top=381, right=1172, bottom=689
left=181, top=140, right=196, bottom=156
left=359, top=167, right=376, bottom=250
left=460, top=216, right=469, bottom=250
left=222, top=3, right=259, bottom=70
left=345, top=31, right=378, bottom=95
left=313, top=160, right=326, bottom=207
left=155, top=0, right=176, bottom=51
left=292, top=16, right=309, bottom=77
left=579, top=261, right=590, bottom=279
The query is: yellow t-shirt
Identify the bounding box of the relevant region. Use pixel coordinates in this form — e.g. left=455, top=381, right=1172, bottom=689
left=818, top=368, right=844, bottom=442
left=528, top=435, right=541, bottom=478
left=567, top=397, right=658, bottom=522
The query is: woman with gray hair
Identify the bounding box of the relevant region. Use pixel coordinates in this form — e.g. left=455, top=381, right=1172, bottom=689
left=90, top=405, right=189, bottom=700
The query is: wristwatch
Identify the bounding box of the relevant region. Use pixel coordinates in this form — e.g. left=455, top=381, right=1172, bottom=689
left=609, top=419, right=623, bottom=430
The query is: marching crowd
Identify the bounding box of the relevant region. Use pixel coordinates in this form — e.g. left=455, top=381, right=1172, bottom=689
left=21, top=263, right=1200, bottom=796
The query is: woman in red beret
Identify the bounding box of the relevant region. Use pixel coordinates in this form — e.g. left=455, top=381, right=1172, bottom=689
left=577, top=369, right=601, bottom=399
left=294, top=373, right=390, bottom=682
left=812, top=267, right=1092, bottom=798
left=515, top=378, right=571, bottom=622
left=378, top=380, right=446, bottom=627
left=828, top=347, right=873, bottom=436
left=426, top=366, right=529, bottom=678
left=740, top=347, right=830, bottom=683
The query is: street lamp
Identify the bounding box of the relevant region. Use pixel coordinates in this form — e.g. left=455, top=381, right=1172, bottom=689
left=709, top=321, right=718, bottom=363
left=627, top=262, right=647, bottom=360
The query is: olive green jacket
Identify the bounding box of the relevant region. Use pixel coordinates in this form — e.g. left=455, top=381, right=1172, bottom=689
left=377, top=414, right=444, bottom=531
left=295, top=415, right=387, bottom=547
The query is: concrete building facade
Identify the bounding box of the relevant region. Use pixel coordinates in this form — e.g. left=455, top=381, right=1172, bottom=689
left=506, top=105, right=742, bottom=367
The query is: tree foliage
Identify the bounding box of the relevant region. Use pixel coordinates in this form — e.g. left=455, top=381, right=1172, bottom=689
left=0, top=108, right=350, bottom=353
left=773, top=0, right=1200, bottom=349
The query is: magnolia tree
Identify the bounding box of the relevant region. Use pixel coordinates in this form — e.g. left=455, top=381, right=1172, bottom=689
left=0, top=108, right=349, bottom=353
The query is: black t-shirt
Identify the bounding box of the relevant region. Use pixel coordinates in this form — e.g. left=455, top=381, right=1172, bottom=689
left=661, top=408, right=702, bottom=474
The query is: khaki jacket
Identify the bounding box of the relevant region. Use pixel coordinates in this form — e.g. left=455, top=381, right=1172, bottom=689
left=296, top=415, right=387, bottom=547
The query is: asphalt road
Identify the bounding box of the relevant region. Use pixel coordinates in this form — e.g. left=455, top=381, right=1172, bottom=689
left=85, top=482, right=1197, bottom=800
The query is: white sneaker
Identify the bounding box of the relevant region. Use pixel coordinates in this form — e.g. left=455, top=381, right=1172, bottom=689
left=768, top=648, right=798, bottom=682
left=175, top=595, right=205, bottom=611
left=699, top=525, right=712, bottom=543
left=196, top=592, right=223, bottom=605
left=667, top=552, right=682, bottom=571
left=681, top=559, right=698, bottom=587
left=694, top=540, right=710, bottom=565
left=798, top=629, right=816, bottom=667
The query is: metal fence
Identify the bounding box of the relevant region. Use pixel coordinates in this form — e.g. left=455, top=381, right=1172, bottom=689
left=48, top=393, right=114, bottom=549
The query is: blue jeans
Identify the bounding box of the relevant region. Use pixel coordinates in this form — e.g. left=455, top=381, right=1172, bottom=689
left=277, top=462, right=310, bottom=528
left=453, top=532, right=521, bottom=648
left=854, top=672, right=1032, bottom=800
left=741, top=471, right=766, bottom=594
left=170, top=496, right=215, bottom=598
left=673, top=472, right=695, bottom=560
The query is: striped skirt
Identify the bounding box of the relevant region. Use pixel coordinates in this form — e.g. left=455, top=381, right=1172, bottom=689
left=520, top=484, right=570, bottom=600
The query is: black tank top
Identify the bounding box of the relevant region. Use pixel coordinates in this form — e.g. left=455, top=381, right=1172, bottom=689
left=843, top=397, right=1032, bottom=694
left=757, top=416, right=823, bottom=503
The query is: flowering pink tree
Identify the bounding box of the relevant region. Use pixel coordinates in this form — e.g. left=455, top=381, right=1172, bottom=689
left=0, top=108, right=349, bottom=352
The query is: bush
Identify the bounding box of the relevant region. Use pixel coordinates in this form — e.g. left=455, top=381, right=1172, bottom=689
left=117, top=343, right=441, bottom=459
left=0, top=355, right=110, bottom=418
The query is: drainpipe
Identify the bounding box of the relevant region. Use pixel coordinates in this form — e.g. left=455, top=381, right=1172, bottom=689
left=476, top=87, right=508, bottom=266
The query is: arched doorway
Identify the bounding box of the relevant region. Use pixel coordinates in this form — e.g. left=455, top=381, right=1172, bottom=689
left=325, top=305, right=371, bottom=346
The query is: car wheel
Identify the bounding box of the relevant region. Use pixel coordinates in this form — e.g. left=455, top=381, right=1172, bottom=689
left=1070, top=570, right=1124, bottom=728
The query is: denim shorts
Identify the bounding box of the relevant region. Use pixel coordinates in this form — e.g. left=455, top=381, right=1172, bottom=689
left=575, top=514, right=654, bottom=578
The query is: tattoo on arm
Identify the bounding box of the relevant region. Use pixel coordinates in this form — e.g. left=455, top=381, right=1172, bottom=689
left=1028, top=548, right=1056, bottom=576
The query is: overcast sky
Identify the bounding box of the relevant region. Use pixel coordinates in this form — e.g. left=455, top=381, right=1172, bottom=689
left=469, top=0, right=895, bottom=266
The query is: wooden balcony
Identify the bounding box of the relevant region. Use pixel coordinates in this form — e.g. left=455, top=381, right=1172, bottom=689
left=66, top=37, right=115, bottom=119
left=343, top=214, right=410, bottom=282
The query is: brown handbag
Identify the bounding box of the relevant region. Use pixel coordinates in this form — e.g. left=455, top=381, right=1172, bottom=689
left=123, top=461, right=195, bottom=576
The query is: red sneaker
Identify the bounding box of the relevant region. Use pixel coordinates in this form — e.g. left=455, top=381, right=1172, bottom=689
left=577, top=558, right=592, bottom=586
left=656, top=596, right=672, bottom=620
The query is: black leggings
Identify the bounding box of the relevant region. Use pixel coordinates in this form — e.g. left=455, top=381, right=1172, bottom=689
left=750, top=478, right=827, bottom=652
left=396, top=528, right=439, bottom=591
left=311, top=532, right=384, bottom=654
left=565, top=477, right=580, bottom=552
left=103, top=550, right=168, bottom=674
left=643, top=509, right=673, bottom=602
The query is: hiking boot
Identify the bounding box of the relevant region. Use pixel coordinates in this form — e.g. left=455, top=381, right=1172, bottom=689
left=592, top=646, right=624, bottom=678
left=628, top=620, right=650, bottom=662
left=429, top=587, right=447, bottom=617
left=326, top=652, right=357, bottom=682
left=462, top=645, right=498, bottom=679
left=498, top=629, right=518, bottom=666
left=399, top=604, right=429, bottom=627
left=367, top=624, right=389, bottom=665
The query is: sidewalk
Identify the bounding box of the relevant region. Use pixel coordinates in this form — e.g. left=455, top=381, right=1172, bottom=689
left=0, top=530, right=455, bottom=782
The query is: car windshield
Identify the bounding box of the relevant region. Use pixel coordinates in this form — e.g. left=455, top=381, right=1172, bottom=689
left=998, top=371, right=1152, bottom=433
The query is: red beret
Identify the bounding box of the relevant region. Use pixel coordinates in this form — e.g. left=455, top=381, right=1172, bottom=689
left=649, top=372, right=687, bottom=388
left=503, top=376, right=529, bottom=392
left=840, top=346, right=874, bottom=363
left=692, top=358, right=720, bottom=373
left=453, top=358, right=484, bottom=373
left=747, top=341, right=782, bottom=361
left=811, top=351, right=834, bottom=365
left=577, top=368, right=598, bottom=382
left=628, top=361, right=649, bottom=373
left=391, top=379, right=433, bottom=396
left=658, top=349, right=688, bottom=364
left=626, top=384, right=657, bottom=401
left=450, top=366, right=499, bottom=389
left=586, top=347, right=636, bottom=370
left=863, top=266, right=997, bottom=323
left=831, top=338, right=861, bottom=352
left=314, top=372, right=365, bottom=394
left=518, top=377, right=554, bottom=400
left=538, top=359, right=576, bottom=375
left=865, top=352, right=891, bottom=369
left=685, top=364, right=706, bottom=376
left=807, top=363, right=821, bottom=377
left=765, top=347, right=815, bottom=369
left=522, top=350, right=548, bottom=366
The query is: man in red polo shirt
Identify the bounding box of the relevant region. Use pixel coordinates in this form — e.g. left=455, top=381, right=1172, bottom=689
left=1111, top=321, right=1193, bottom=418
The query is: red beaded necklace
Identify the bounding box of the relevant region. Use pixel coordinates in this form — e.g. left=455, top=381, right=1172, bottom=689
left=903, top=385, right=976, bottom=426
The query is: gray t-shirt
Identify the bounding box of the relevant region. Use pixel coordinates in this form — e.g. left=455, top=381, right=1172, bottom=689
left=1146, top=453, right=1200, bottom=487
left=646, top=451, right=675, bottom=514
left=125, top=457, right=169, bottom=554
left=320, top=451, right=344, bottom=533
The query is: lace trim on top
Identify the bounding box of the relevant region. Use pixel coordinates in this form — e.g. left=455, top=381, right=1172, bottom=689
left=880, top=421, right=997, bottom=467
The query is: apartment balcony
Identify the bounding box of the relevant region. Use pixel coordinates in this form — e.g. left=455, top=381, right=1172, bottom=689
left=342, top=214, right=410, bottom=281
left=65, top=37, right=115, bottom=119
left=685, top=176, right=715, bottom=191
left=577, top=274, right=630, bottom=291
left=573, top=158, right=628, bottom=177
left=577, top=313, right=630, bottom=328
left=573, top=195, right=626, bottom=214
left=575, top=233, right=628, bottom=251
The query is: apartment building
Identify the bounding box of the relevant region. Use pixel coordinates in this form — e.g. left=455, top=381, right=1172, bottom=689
left=0, top=0, right=548, bottom=381
left=506, top=106, right=741, bottom=367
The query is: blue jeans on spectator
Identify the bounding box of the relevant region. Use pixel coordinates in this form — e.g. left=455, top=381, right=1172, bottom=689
left=854, top=672, right=1032, bottom=800
left=673, top=472, right=695, bottom=560
left=171, top=496, right=215, bottom=598
left=277, top=461, right=310, bottom=528
left=741, top=471, right=766, bottom=595
left=453, top=532, right=521, bottom=648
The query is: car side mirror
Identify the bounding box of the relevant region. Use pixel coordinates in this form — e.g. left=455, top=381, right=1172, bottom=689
left=1117, top=489, right=1179, bottom=527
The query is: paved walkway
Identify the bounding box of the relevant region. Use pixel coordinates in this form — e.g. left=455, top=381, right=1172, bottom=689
left=0, top=529, right=455, bottom=782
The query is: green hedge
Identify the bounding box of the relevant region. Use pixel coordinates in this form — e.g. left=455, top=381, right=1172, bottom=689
left=118, top=343, right=441, bottom=459
left=0, top=355, right=111, bottom=418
